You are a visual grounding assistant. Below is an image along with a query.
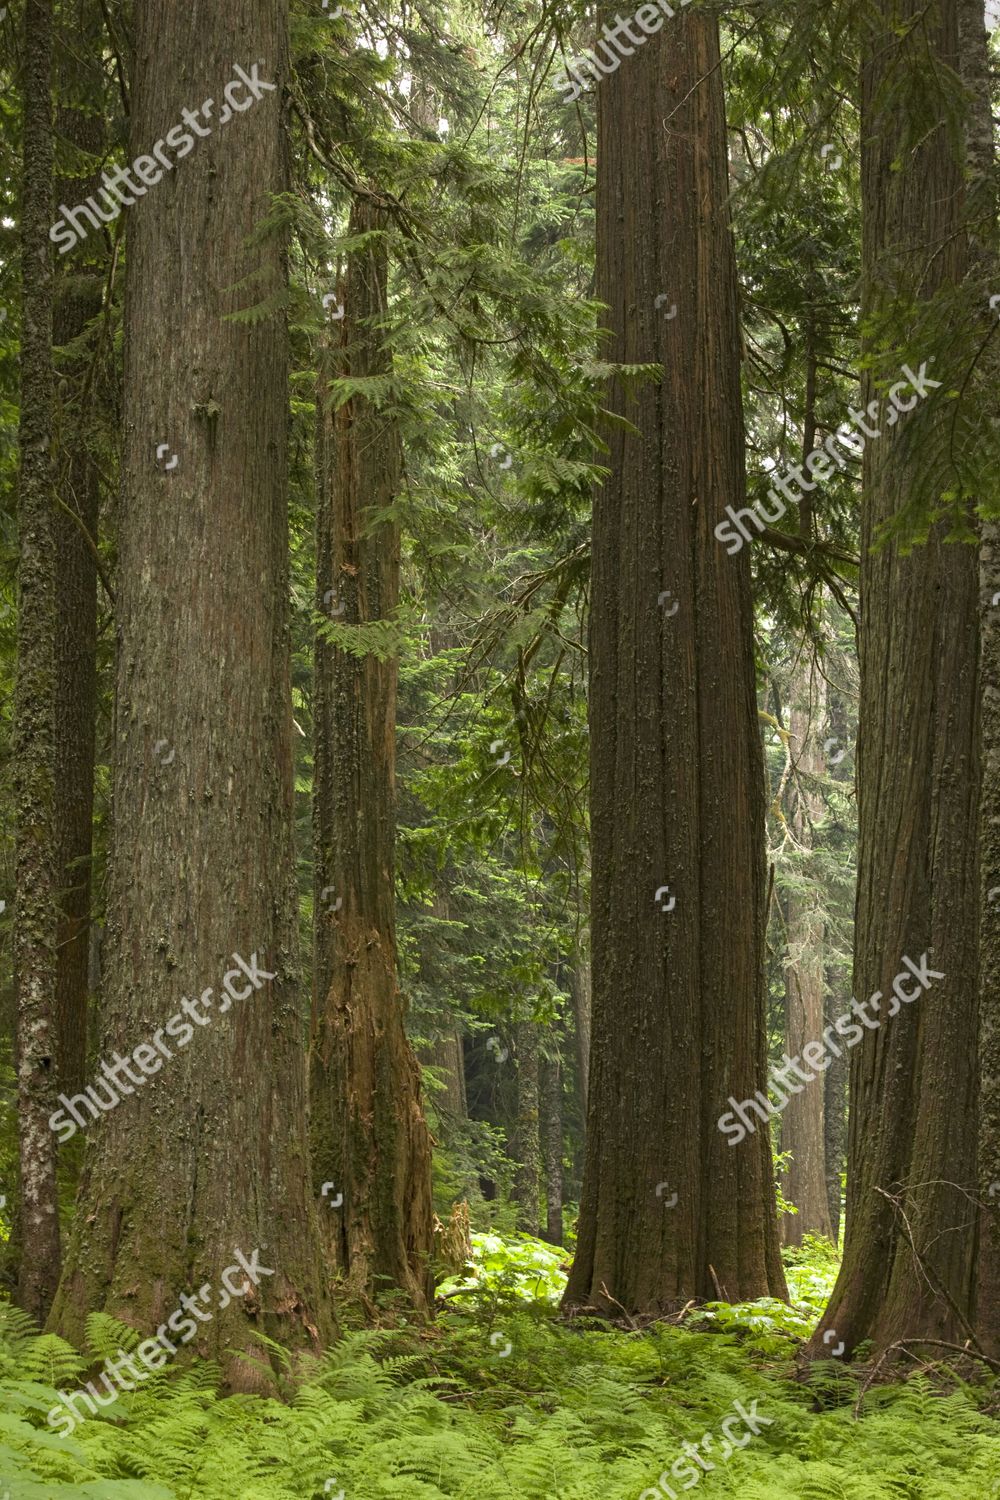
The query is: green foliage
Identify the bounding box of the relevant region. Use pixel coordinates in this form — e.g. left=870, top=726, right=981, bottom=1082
left=3, top=1286, right=1000, bottom=1497
left=437, top=1230, right=570, bottom=1306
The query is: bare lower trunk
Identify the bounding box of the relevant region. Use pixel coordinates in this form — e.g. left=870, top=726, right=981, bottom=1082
left=824, top=971, right=847, bottom=1245
left=311, top=198, right=433, bottom=1310
left=569, top=939, right=591, bottom=1118
left=541, top=1052, right=563, bottom=1245
left=781, top=665, right=832, bottom=1245
left=512, top=1020, right=541, bottom=1236
left=564, top=7, right=785, bottom=1314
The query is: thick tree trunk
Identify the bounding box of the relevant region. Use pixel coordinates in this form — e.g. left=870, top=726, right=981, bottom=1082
left=809, top=0, right=979, bottom=1357
left=51, top=1, right=331, bottom=1377
left=311, top=198, right=433, bottom=1311
left=781, top=664, right=833, bottom=1245
left=512, top=1020, right=541, bottom=1236
left=51, top=24, right=103, bottom=1102
left=564, top=7, right=785, bottom=1314
left=540, top=1051, right=563, bottom=1245
left=15, top=0, right=61, bottom=1323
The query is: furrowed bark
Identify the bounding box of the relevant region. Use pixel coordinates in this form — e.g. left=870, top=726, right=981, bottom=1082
left=311, top=198, right=433, bottom=1311
left=50, top=1, right=331, bottom=1375
left=564, top=4, right=785, bottom=1313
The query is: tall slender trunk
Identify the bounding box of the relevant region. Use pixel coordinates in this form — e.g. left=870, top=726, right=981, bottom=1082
left=15, top=0, right=61, bottom=1323
left=810, top=0, right=979, bottom=1356
left=512, top=1019, right=541, bottom=1235
left=311, top=198, right=433, bottom=1310
left=564, top=6, right=785, bottom=1314
left=781, top=663, right=832, bottom=1245
left=540, top=1051, right=563, bottom=1245
left=569, top=936, right=591, bottom=1118
left=51, top=0, right=330, bottom=1376
left=824, top=967, right=847, bottom=1245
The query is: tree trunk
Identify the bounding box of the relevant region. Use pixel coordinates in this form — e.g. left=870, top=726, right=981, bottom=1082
left=51, top=2, right=331, bottom=1378
left=540, top=1051, right=563, bottom=1245
left=809, top=0, right=979, bottom=1357
left=429, top=1030, right=467, bottom=1119
left=824, top=968, right=847, bottom=1245
left=512, top=1019, right=541, bottom=1236
left=780, top=663, right=833, bottom=1245
left=569, top=936, right=591, bottom=1118
left=311, top=198, right=433, bottom=1311
left=15, top=0, right=61, bottom=1323
left=52, top=17, right=103, bottom=1102
left=563, top=5, right=785, bottom=1314
left=959, top=0, right=1000, bottom=1353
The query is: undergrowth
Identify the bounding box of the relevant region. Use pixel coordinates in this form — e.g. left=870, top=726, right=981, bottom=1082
left=1, top=1232, right=998, bottom=1498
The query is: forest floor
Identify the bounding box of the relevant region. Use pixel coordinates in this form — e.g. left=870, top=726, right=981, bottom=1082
left=2, top=1235, right=998, bottom=1497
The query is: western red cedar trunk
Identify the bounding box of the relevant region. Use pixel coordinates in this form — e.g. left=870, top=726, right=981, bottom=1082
left=960, top=0, right=1000, bottom=1351
left=15, top=0, right=61, bottom=1322
left=563, top=9, right=785, bottom=1314
left=50, top=0, right=331, bottom=1376
left=511, top=1020, right=541, bottom=1235
left=808, top=0, right=979, bottom=1356
left=541, top=1051, right=563, bottom=1245
left=311, top=199, right=433, bottom=1311
left=780, top=665, right=833, bottom=1246
left=52, top=19, right=103, bottom=1102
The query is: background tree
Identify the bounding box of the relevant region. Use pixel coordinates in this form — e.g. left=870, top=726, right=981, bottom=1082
left=311, top=198, right=434, bottom=1310
left=811, top=0, right=980, bottom=1356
